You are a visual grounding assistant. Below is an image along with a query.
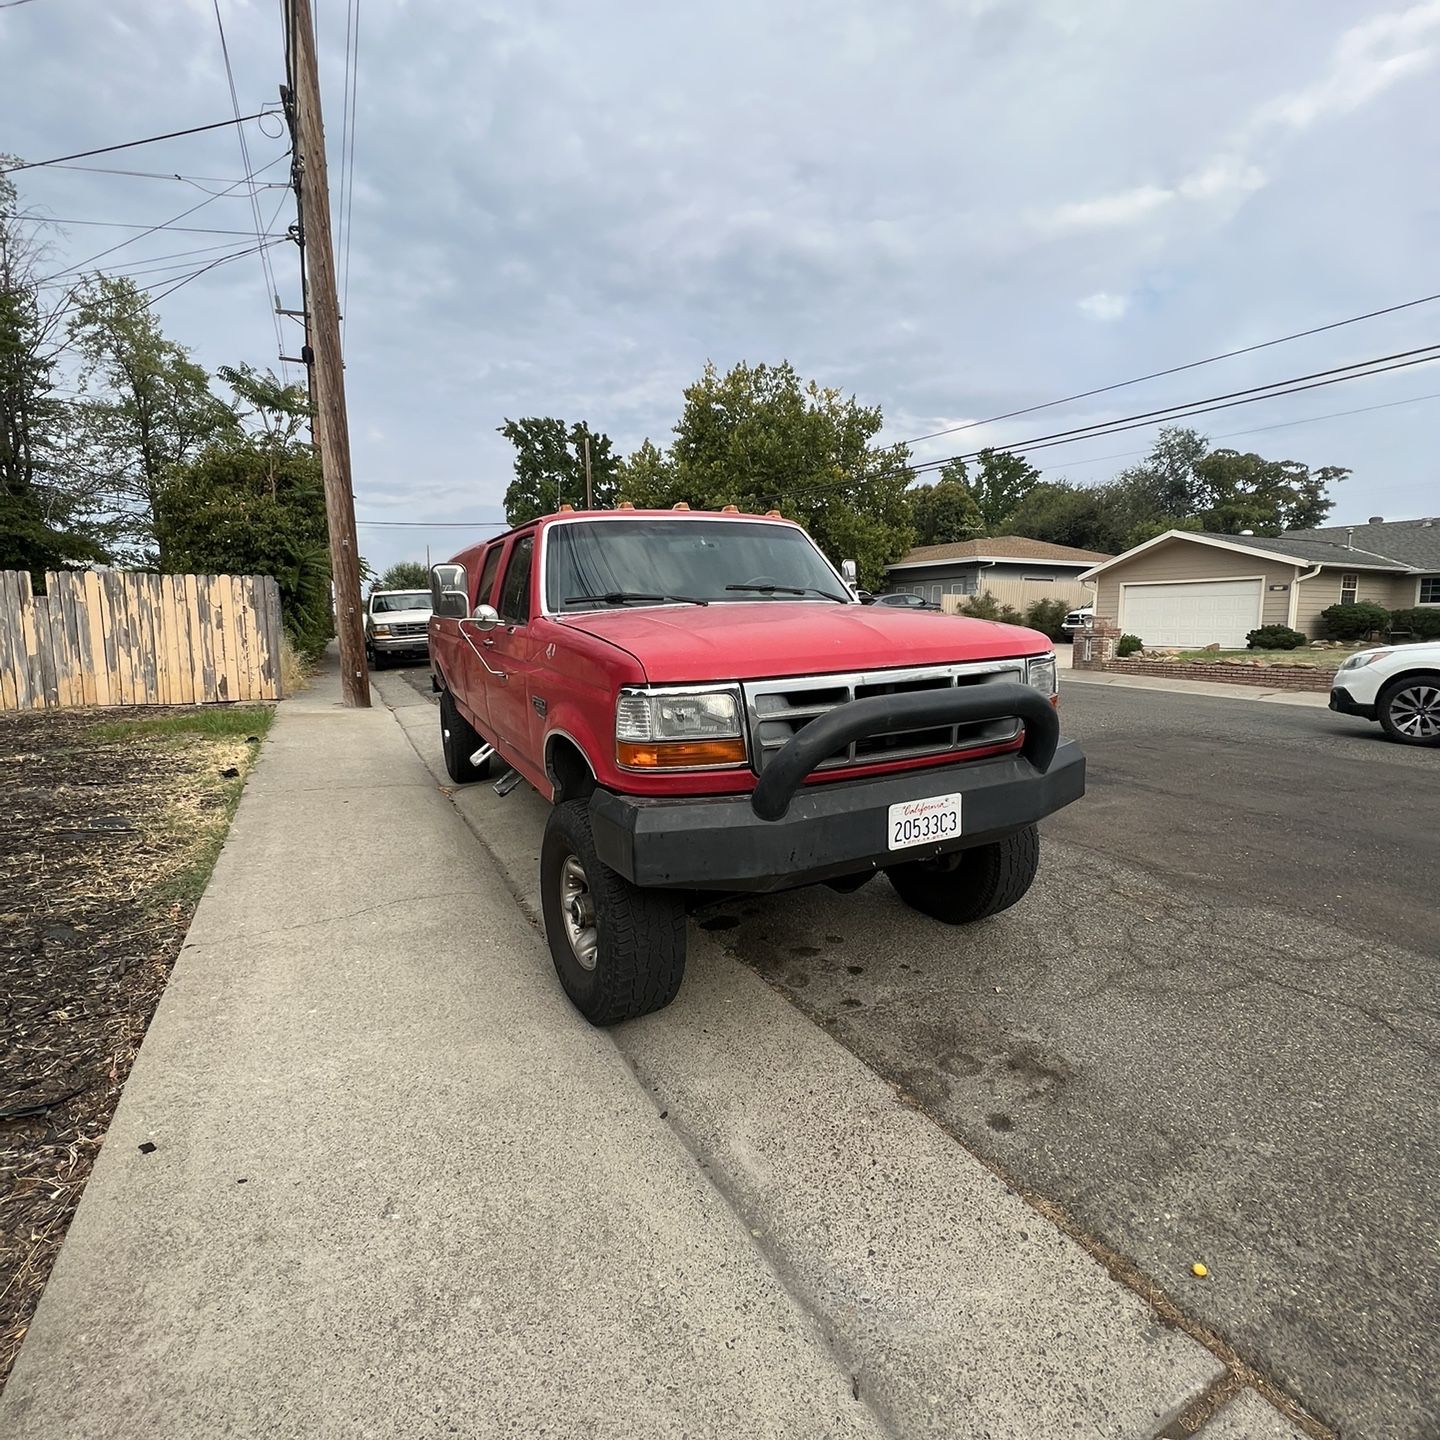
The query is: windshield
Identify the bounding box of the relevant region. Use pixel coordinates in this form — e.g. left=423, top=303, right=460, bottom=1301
left=545, top=519, right=850, bottom=611
left=370, top=591, right=431, bottom=614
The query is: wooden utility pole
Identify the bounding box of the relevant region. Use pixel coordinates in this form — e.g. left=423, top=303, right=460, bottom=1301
left=583, top=433, right=593, bottom=510
left=284, top=0, right=369, bottom=706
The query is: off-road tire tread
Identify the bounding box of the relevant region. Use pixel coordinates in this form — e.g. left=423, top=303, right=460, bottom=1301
left=1376, top=672, right=1440, bottom=747
left=887, top=824, right=1039, bottom=924
left=439, top=689, right=492, bottom=783
left=541, top=800, right=686, bottom=1025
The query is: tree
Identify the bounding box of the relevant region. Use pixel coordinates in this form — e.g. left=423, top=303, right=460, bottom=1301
left=910, top=468, right=984, bottom=546
left=67, top=274, right=236, bottom=562
left=1007, top=481, right=1124, bottom=553
left=949, top=448, right=1042, bottom=532
left=615, top=437, right=676, bottom=507
left=663, top=361, right=914, bottom=589
left=156, top=377, right=331, bottom=656
left=0, top=163, right=108, bottom=576
left=375, top=561, right=429, bottom=591
left=1113, top=426, right=1209, bottom=518
left=499, top=417, right=618, bottom=524
left=1192, top=449, right=1346, bottom=534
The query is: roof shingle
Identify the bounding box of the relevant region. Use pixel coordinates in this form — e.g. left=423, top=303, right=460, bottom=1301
left=1283, top=518, right=1440, bottom=571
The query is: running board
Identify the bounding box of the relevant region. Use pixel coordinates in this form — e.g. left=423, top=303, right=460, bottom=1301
left=469, top=743, right=495, bottom=767
left=493, top=767, right=524, bottom=797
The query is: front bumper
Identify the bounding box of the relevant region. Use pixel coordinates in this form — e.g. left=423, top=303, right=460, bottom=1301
left=370, top=633, right=430, bottom=655
left=589, top=741, right=1085, bottom=893
left=1329, top=686, right=1375, bottom=720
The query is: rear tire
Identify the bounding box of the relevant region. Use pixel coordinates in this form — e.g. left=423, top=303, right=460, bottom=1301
left=885, top=825, right=1039, bottom=924
left=541, top=799, right=687, bottom=1025
left=1377, top=674, right=1440, bottom=747
left=440, top=689, right=493, bottom=783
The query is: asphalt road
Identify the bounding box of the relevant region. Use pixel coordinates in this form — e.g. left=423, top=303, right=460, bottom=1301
left=691, top=684, right=1439, bottom=1438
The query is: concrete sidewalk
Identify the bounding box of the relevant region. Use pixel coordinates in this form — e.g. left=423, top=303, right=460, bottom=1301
left=1064, top=667, right=1330, bottom=708
left=2, top=658, right=1303, bottom=1438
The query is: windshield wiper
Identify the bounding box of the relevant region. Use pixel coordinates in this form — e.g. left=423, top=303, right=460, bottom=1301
left=564, top=591, right=710, bottom=607
left=724, top=583, right=849, bottom=604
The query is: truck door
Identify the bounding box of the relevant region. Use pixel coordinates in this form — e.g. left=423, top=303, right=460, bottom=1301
left=453, top=542, right=504, bottom=736
left=484, top=533, right=540, bottom=766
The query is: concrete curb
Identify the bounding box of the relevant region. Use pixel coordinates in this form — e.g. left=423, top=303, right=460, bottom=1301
left=1064, top=670, right=1331, bottom=708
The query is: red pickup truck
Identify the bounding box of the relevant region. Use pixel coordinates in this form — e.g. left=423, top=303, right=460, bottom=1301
left=429, top=507, right=1084, bottom=1025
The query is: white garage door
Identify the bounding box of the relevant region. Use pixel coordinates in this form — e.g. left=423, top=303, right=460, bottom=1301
left=1121, top=579, right=1263, bottom=648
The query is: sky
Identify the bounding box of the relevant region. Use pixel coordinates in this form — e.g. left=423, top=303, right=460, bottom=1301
left=3, top=0, right=1438, bottom=574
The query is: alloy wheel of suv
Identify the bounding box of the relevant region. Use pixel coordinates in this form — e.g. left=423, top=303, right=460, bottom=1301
left=1378, top=677, right=1440, bottom=746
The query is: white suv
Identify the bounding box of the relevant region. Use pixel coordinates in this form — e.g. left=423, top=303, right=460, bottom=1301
left=1330, top=642, right=1440, bottom=746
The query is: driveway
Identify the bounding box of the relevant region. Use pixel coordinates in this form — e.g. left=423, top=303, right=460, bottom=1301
left=399, top=668, right=1437, bottom=1436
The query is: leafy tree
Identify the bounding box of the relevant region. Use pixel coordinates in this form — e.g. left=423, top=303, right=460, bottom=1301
left=66, top=274, right=236, bottom=562
left=1113, top=427, right=1209, bottom=518
left=1007, top=481, right=1124, bottom=553
left=156, top=378, right=331, bottom=655
left=658, top=361, right=911, bottom=588
left=910, top=469, right=984, bottom=545
left=946, top=448, right=1042, bottom=532
left=615, top=437, right=676, bottom=507
left=499, top=417, right=618, bottom=524
left=1192, top=449, right=1345, bottom=534
left=375, top=561, right=429, bottom=591
left=0, top=164, right=108, bottom=576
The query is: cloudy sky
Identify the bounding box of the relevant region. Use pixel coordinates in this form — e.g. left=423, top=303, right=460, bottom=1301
left=4, top=0, right=1438, bottom=572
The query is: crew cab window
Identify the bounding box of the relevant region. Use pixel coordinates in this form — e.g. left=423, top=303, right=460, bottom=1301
left=546, top=518, right=847, bottom=611
left=475, top=545, right=503, bottom=607
left=497, top=535, right=535, bottom=623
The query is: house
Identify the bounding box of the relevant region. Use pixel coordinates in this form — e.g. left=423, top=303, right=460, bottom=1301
left=883, top=536, right=1112, bottom=612
left=1077, top=516, right=1440, bottom=648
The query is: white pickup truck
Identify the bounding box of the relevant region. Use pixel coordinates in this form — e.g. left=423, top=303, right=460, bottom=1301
left=365, top=589, right=433, bottom=668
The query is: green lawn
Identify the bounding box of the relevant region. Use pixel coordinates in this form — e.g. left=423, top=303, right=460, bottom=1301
left=89, top=704, right=275, bottom=743
left=1167, top=648, right=1352, bottom=671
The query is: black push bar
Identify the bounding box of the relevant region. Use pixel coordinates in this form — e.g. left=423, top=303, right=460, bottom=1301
left=749, top=681, right=1059, bottom=822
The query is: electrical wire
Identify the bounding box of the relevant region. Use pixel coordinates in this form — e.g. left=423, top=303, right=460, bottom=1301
left=900, top=291, right=1440, bottom=446
left=335, top=0, right=360, bottom=350
left=0, top=114, right=274, bottom=175
left=212, top=0, right=290, bottom=380
left=44, top=162, right=292, bottom=185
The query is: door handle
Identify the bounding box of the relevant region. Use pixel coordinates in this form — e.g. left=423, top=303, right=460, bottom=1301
left=483, top=638, right=496, bottom=647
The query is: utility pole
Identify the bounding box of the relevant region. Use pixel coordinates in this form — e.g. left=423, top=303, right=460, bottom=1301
left=583, top=433, right=593, bottom=510
left=282, top=0, right=369, bottom=706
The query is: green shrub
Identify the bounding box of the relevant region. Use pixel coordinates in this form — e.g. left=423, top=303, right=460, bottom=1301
left=1245, top=624, right=1306, bottom=650
left=1321, top=601, right=1390, bottom=640
left=1116, top=634, right=1143, bottom=657
left=961, top=591, right=1025, bottom=626
left=1388, top=606, right=1440, bottom=640
left=1023, top=596, right=1071, bottom=640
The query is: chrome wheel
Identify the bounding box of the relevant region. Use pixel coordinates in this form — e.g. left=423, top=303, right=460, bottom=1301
left=559, top=854, right=598, bottom=970
left=1389, top=684, right=1440, bottom=739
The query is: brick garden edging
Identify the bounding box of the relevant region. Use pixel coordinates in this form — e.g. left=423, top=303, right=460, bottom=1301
left=1095, top=659, right=1333, bottom=692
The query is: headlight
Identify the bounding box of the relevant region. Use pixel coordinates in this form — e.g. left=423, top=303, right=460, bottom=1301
left=1339, top=649, right=1390, bottom=670
left=372, top=624, right=392, bottom=637
left=1025, top=654, right=1057, bottom=698
left=616, top=687, right=748, bottom=769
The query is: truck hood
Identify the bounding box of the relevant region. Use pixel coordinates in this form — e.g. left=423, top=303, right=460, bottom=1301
left=370, top=608, right=432, bottom=625
left=554, top=602, right=1051, bottom=682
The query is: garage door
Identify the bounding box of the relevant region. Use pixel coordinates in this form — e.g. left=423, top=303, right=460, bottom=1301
left=1120, top=579, right=1263, bottom=648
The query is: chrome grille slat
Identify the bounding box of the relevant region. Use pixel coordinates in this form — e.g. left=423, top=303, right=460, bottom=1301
left=742, top=660, right=1028, bottom=775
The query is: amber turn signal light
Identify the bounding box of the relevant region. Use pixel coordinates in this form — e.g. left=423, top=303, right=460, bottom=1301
left=617, top=738, right=748, bottom=769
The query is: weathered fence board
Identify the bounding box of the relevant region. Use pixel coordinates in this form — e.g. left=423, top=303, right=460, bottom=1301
left=0, top=571, right=284, bottom=712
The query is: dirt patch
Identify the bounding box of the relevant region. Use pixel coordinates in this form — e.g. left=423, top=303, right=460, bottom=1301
left=0, top=704, right=271, bottom=1390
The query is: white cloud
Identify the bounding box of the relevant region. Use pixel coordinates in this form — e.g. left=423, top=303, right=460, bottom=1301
left=1077, top=292, right=1129, bottom=322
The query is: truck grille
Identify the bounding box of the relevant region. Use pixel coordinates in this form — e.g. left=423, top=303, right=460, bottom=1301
left=742, top=661, right=1027, bottom=775
left=392, top=621, right=429, bottom=638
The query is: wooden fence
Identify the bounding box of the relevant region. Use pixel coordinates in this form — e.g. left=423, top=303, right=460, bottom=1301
left=0, top=570, right=284, bottom=712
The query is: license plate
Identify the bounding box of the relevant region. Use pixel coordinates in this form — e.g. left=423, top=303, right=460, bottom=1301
left=887, top=792, right=963, bottom=851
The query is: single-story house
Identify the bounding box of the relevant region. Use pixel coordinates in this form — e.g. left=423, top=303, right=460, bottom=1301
left=883, top=536, right=1112, bottom=611
left=1077, top=516, right=1440, bottom=648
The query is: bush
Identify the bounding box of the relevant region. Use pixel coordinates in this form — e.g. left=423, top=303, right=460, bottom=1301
left=1023, top=596, right=1071, bottom=641
left=1246, top=624, right=1307, bottom=650
left=1116, top=634, right=1143, bottom=657
left=1388, top=606, right=1440, bottom=640
left=1321, top=601, right=1390, bottom=641
left=961, top=590, right=1024, bottom=626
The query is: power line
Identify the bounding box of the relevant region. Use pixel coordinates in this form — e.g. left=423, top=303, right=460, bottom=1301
left=28, top=217, right=266, bottom=235
left=900, top=291, right=1440, bottom=447
left=212, top=0, right=290, bottom=380
left=0, top=113, right=274, bottom=175
left=334, top=0, right=360, bottom=350
left=44, top=161, right=292, bottom=185
left=354, top=519, right=510, bottom=528
left=341, top=0, right=360, bottom=348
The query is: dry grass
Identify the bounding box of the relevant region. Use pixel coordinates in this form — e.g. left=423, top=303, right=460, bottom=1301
left=279, top=632, right=315, bottom=695
left=0, top=705, right=270, bottom=1389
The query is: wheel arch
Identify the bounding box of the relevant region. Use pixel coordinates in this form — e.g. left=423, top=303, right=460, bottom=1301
left=546, top=730, right=598, bottom=803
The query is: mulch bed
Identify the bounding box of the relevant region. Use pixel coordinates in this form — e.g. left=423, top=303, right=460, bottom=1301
left=0, top=708, right=257, bottom=1389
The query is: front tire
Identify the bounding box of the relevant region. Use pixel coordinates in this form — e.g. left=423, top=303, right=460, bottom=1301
left=540, top=799, right=687, bottom=1025
left=1377, top=674, right=1440, bottom=746
left=885, top=825, right=1039, bottom=924
left=439, top=689, right=492, bottom=783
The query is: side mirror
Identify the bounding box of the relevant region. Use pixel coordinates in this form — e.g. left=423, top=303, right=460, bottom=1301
left=840, top=559, right=858, bottom=584
left=431, top=563, right=468, bottom=619
left=469, top=603, right=500, bottom=632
